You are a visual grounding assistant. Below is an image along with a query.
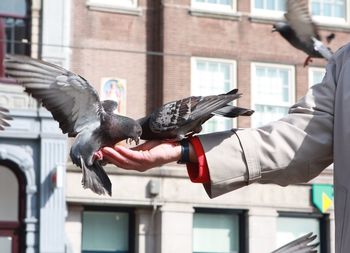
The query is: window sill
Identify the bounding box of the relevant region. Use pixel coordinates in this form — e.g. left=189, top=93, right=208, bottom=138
left=248, top=14, right=283, bottom=24
left=315, top=21, right=350, bottom=32
left=86, top=1, right=142, bottom=16
left=249, top=14, right=350, bottom=32
left=189, top=8, right=241, bottom=21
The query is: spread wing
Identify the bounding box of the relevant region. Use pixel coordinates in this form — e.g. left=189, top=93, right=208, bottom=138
left=271, top=233, right=318, bottom=253
left=5, top=55, right=103, bottom=135
left=149, top=93, right=241, bottom=132
left=285, top=0, right=320, bottom=43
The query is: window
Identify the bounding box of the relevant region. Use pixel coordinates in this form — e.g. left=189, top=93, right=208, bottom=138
left=191, top=0, right=236, bottom=12
left=193, top=209, right=247, bottom=253
left=252, top=0, right=286, bottom=17
left=191, top=57, right=237, bottom=133
left=82, top=208, right=134, bottom=253
left=309, top=67, right=326, bottom=87
left=277, top=212, right=330, bottom=253
left=0, top=0, right=30, bottom=55
left=311, top=0, right=347, bottom=23
left=0, top=0, right=30, bottom=77
left=251, top=63, right=295, bottom=127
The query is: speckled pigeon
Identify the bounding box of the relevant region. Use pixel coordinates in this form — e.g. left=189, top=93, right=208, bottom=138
left=5, top=55, right=142, bottom=196
left=138, top=89, right=254, bottom=141
left=0, top=107, right=12, bottom=130
left=271, top=232, right=318, bottom=253
left=272, top=0, right=334, bottom=66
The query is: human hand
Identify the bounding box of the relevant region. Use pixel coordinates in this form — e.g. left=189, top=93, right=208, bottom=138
left=98, top=140, right=183, bottom=171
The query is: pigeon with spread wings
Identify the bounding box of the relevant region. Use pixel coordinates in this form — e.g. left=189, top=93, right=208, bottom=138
left=272, top=0, right=334, bottom=67
left=5, top=55, right=142, bottom=196
left=138, top=89, right=254, bottom=141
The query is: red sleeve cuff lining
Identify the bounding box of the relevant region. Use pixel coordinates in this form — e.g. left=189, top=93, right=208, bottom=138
left=186, top=136, right=210, bottom=183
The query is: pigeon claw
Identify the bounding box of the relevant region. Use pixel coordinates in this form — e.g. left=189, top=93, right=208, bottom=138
left=93, top=150, right=104, bottom=161
left=126, top=136, right=140, bottom=145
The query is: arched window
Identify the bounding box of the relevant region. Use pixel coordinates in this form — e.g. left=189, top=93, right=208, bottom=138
left=0, top=164, right=26, bottom=253
left=0, top=0, right=31, bottom=77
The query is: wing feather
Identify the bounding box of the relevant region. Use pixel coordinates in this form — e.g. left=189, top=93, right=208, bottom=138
left=149, top=93, right=241, bottom=132
left=5, top=55, right=103, bottom=135
left=285, top=0, right=320, bottom=43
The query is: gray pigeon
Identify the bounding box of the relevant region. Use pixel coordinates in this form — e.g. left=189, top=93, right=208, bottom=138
left=5, top=55, right=142, bottom=196
left=0, top=107, right=12, bottom=130
left=272, top=0, right=334, bottom=66
left=271, top=232, right=319, bottom=253
left=138, top=89, right=254, bottom=141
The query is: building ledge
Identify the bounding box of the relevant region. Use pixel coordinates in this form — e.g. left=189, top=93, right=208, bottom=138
left=248, top=14, right=350, bottom=32
left=189, top=8, right=241, bottom=21
left=86, top=0, right=142, bottom=16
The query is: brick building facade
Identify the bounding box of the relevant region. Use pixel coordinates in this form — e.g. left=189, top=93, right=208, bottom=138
left=1, top=0, right=349, bottom=252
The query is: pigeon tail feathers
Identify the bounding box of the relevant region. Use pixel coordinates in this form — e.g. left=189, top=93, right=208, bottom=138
left=214, top=105, right=254, bottom=117
left=80, top=157, right=112, bottom=196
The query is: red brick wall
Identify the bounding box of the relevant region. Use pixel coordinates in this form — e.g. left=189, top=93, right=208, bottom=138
left=69, top=0, right=349, bottom=127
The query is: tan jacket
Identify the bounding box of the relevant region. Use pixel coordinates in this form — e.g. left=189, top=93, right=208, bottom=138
left=198, top=43, right=350, bottom=253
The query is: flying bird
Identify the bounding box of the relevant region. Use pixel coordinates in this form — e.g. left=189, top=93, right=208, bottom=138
left=272, top=0, right=335, bottom=67
left=0, top=107, right=12, bottom=130
left=5, top=55, right=142, bottom=196
left=138, top=89, right=254, bottom=141
left=271, top=232, right=318, bottom=253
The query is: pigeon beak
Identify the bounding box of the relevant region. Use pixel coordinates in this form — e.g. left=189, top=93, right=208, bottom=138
left=271, top=27, right=277, bottom=32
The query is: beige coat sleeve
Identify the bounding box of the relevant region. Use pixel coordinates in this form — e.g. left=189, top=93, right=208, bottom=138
left=199, top=58, right=336, bottom=198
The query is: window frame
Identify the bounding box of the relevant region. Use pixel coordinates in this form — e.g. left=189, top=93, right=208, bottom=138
left=277, top=211, right=331, bottom=253
left=0, top=0, right=31, bottom=80
left=250, top=62, right=295, bottom=127
left=191, top=57, right=238, bottom=131
left=250, top=0, right=286, bottom=18
left=193, top=208, right=248, bottom=253
left=310, top=0, right=349, bottom=25
left=191, top=0, right=237, bottom=13
left=308, top=67, right=326, bottom=88
left=81, top=206, right=135, bottom=253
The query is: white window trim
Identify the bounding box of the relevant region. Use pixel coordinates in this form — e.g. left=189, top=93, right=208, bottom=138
left=191, top=57, right=238, bottom=128
left=310, top=0, right=350, bottom=25
left=86, top=0, right=141, bottom=15
left=191, top=0, right=237, bottom=13
left=250, top=0, right=350, bottom=27
left=250, top=62, right=295, bottom=124
left=250, top=0, right=285, bottom=18
left=308, top=67, right=326, bottom=87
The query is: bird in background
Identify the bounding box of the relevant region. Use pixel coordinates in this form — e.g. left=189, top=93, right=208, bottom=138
left=137, top=88, right=254, bottom=141
left=5, top=55, right=142, bottom=196
left=272, top=0, right=335, bottom=67
left=271, top=232, right=319, bottom=253
left=0, top=107, right=12, bottom=130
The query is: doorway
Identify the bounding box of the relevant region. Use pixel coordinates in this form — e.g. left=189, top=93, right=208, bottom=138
left=0, top=165, right=25, bottom=253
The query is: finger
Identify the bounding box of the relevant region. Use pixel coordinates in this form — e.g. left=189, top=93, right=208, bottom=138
left=102, top=149, right=142, bottom=170
left=130, top=140, right=163, bottom=151
left=93, top=150, right=104, bottom=161
left=113, top=145, right=152, bottom=163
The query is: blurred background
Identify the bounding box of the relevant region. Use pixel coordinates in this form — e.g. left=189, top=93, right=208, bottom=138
left=0, top=0, right=344, bottom=252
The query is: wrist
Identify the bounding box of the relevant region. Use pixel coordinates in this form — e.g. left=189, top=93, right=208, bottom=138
left=177, top=139, right=190, bottom=164
left=177, top=139, right=198, bottom=164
